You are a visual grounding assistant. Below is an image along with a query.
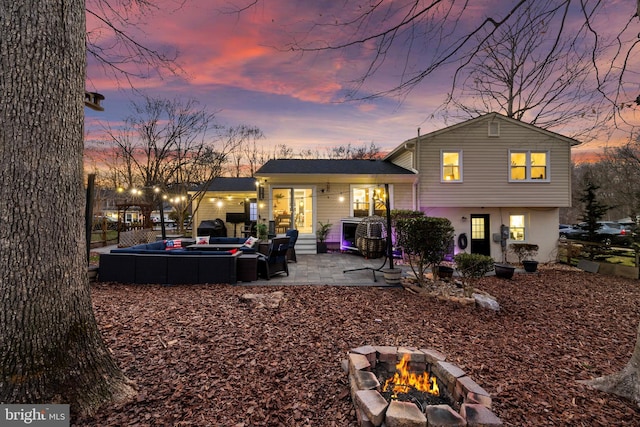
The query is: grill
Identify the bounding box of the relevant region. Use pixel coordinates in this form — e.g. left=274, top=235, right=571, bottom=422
left=196, top=219, right=227, bottom=237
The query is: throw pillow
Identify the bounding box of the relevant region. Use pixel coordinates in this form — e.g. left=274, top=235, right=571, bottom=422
left=196, top=236, right=209, bottom=245
left=243, top=236, right=258, bottom=248
left=165, top=239, right=182, bottom=250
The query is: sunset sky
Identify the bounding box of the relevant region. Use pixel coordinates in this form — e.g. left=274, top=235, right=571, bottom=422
left=84, top=1, right=640, bottom=160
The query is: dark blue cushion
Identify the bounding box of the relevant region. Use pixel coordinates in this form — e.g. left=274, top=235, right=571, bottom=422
left=145, top=241, right=167, bottom=250
left=110, top=248, right=138, bottom=253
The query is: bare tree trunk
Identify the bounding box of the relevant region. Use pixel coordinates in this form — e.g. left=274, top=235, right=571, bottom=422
left=579, top=321, right=640, bottom=407
left=0, top=0, right=135, bottom=416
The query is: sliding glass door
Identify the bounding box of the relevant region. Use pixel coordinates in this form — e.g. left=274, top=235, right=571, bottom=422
left=272, top=187, right=313, bottom=234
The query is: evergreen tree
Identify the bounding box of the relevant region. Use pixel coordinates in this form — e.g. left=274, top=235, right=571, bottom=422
left=578, top=182, right=610, bottom=241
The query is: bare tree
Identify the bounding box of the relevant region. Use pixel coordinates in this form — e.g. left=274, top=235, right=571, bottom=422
left=0, top=0, right=135, bottom=414
left=226, top=125, right=265, bottom=177
left=103, top=96, right=241, bottom=232
left=265, top=1, right=640, bottom=137
left=85, top=0, right=186, bottom=87
left=105, top=96, right=220, bottom=185
left=599, top=139, right=640, bottom=220
left=579, top=323, right=640, bottom=407
left=326, top=142, right=381, bottom=159
left=441, top=0, right=607, bottom=141
left=241, top=129, right=270, bottom=177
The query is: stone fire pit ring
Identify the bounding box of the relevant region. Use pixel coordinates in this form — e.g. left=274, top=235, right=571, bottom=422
left=344, top=345, right=503, bottom=426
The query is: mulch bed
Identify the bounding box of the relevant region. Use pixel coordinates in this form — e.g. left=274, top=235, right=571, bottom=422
left=74, top=265, right=640, bottom=426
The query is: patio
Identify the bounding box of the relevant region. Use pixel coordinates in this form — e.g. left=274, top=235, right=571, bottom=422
left=250, top=252, right=400, bottom=286
left=91, top=245, right=404, bottom=286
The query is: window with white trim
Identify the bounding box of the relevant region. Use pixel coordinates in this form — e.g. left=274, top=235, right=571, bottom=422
left=441, top=150, right=462, bottom=182
left=509, top=150, right=549, bottom=181
left=509, top=214, right=526, bottom=241
left=351, top=185, right=390, bottom=217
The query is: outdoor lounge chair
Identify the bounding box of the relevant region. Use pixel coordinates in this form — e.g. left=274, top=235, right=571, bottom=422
left=257, top=237, right=290, bottom=279
left=285, top=229, right=299, bottom=263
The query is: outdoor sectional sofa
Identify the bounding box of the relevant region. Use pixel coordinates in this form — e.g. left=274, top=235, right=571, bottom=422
left=98, top=238, right=256, bottom=285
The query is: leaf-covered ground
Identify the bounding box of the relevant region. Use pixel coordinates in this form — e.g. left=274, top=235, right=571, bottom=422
left=75, top=265, right=640, bottom=426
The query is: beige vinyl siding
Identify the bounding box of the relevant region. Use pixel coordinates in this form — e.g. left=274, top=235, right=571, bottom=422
left=391, top=150, right=414, bottom=170
left=391, top=182, right=414, bottom=210
left=315, top=182, right=415, bottom=242
left=316, top=183, right=352, bottom=243
left=417, top=116, right=572, bottom=207
left=192, top=195, right=248, bottom=237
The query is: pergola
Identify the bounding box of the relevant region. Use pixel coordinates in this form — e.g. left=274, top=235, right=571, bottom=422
left=116, top=202, right=153, bottom=230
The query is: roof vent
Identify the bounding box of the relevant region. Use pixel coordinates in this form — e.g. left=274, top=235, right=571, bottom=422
left=488, top=121, right=500, bottom=137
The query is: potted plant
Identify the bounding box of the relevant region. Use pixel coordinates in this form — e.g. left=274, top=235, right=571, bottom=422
left=436, top=264, right=454, bottom=279
left=494, top=263, right=516, bottom=279
left=256, top=222, right=268, bottom=241
left=316, top=221, right=332, bottom=253
left=509, top=243, right=539, bottom=273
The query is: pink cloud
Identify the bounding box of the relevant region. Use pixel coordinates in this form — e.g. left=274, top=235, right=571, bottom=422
left=84, top=1, right=640, bottom=155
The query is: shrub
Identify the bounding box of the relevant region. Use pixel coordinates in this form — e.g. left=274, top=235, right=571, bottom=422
left=454, top=253, right=495, bottom=297
left=390, top=209, right=424, bottom=246
left=396, top=216, right=454, bottom=286
left=509, top=243, right=539, bottom=264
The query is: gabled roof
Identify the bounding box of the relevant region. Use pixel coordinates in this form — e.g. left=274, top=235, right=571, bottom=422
left=384, top=112, right=581, bottom=160
left=202, top=177, right=257, bottom=192
left=255, top=159, right=414, bottom=175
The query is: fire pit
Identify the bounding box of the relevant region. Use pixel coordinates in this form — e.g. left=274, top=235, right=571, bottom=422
left=345, top=345, right=503, bottom=426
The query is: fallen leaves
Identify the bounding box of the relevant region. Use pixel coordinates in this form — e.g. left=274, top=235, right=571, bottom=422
left=75, top=266, right=640, bottom=426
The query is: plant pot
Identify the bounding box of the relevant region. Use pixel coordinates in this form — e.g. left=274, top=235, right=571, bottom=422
left=494, top=263, right=515, bottom=279
left=382, top=268, right=402, bottom=285
left=316, top=242, right=328, bottom=254
left=522, top=260, right=539, bottom=273
left=436, top=265, right=454, bottom=279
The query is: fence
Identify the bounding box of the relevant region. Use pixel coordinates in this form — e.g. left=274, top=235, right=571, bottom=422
left=118, top=228, right=157, bottom=248
left=557, top=239, right=639, bottom=279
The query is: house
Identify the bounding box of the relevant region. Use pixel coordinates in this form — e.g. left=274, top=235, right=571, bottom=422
left=200, top=113, right=577, bottom=261
left=190, top=177, right=258, bottom=238
left=255, top=159, right=417, bottom=254
left=384, top=113, right=579, bottom=263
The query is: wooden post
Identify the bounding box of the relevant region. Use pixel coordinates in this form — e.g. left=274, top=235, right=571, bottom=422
left=85, top=173, right=95, bottom=265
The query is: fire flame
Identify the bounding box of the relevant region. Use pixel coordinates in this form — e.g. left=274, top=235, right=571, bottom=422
left=382, top=354, right=439, bottom=397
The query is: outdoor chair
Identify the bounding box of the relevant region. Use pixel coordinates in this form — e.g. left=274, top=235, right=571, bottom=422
left=285, top=229, right=299, bottom=263
left=257, top=237, right=290, bottom=279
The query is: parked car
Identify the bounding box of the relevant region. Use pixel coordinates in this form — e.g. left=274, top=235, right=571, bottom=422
left=559, top=221, right=632, bottom=246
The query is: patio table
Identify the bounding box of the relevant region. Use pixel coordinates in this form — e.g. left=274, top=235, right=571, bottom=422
left=186, top=243, right=244, bottom=251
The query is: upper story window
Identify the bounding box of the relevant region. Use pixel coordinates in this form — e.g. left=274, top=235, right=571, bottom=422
left=509, top=150, right=549, bottom=182
left=441, top=150, right=462, bottom=182
left=352, top=185, right=390, bottom=217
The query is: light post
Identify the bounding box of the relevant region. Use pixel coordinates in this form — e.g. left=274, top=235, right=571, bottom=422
left=155, top=187, right=167, bottom=240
